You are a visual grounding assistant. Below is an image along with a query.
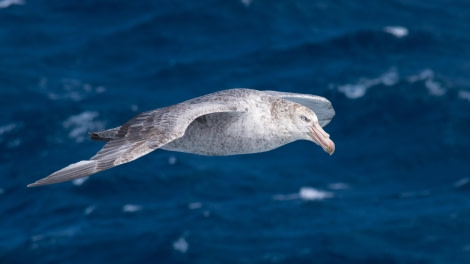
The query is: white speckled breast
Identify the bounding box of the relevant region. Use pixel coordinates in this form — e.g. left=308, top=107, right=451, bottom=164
left=161, top=98, right=294, bottom=156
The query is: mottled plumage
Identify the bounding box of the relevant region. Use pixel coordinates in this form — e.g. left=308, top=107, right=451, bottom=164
left=28, top=88, right=335, bottom=187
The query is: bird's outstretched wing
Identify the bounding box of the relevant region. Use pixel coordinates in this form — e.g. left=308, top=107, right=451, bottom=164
left=263, top=90, right=335, bottom=127
left=28, top=99, right=243, bottom=187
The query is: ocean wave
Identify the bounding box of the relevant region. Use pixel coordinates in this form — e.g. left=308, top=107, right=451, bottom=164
left=0, top=122, right=19, bottom=135
left=122, top=204, right=142, bottom=213
left=62, top=111, right=105, bottom=143
left=334, top=68, right=447, bottom=99
left=30, top=226, right=80, bottom=251
left=0, top=0, right=23, bottom=9
left=408, top=69, right=445, bottom=96
left=84, top=205, right=96, bottom=215
left=188, top=202, right=203, bottom=210
left=173, top=236, right=189, bottom=253
left=240, top=0, right=253, bottom=7
left=73, top=176, right=89, bottom=186
left=66, top=5, right=263, bottom=70
left=328, top=182, right=350, bottom=190
left=383, top=26, right=409, bottom=38
left=336, top=69, right=399, bottom=99
left=260, top=27, right=433, bottom=59
left=273, top=186, right=334, bottom=201
left=458, top=90, right=470, bottom=102
left=0, top=122, right=23, bottom=148
left=148, top=27, right=439, bottom=85
left=38, top=77, right=106, bottom=102
left=454, top=178, right=470, bottom=188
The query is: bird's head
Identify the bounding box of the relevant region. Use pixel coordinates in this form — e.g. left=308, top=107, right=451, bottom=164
left=289, top=105, right=335, bottom=155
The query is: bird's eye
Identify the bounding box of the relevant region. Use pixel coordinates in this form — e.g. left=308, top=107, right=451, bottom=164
left=300, top=115, right=308, bottom=122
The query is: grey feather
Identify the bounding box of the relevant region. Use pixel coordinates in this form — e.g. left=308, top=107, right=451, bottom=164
left=89, top=127, right=121, bottom=142
left=27, top=161, right=98, bottom=187
left=28, top=92, right=245, bottom=187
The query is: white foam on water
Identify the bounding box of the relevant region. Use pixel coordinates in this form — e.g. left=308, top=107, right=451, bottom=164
left=73, top=176, right=89, bottom=186
left=0, top=123, right=17, bottom=135
left=408, top=69, right=434, bottom=83
left=188, top=202, right=202, bottom=210
left=425, top=79, right=445, bottom=96
left=407, top=69, right=446, bottom=96
left=122, top=204, right=142, bottom=213
left=384, top=26, right=409, bottom=38
left=96, top=86, right=106, bottom=93
left=381, top=70, right=400, bottom=86
left=31, top=234, right=44, bottom=243
left=30, top=226, right=80, bottom=250
left=62, top=111, right=105, bottom=143
left=168, top=155, right=177, bottom=165
left=173, top=237, right=189, bottom=253
left=30, top=234, right=46, bottom=250
left=131, top=104, right=139, bottom=112
left=241, top=0, right=252, bottom=7
left=299, top=187, right=334, bottom=201
left=458, top=90, right=470, bottom=102
left=0, top=122, right=22, bottom=146
left=337, top=69, right=398, bottom=99
left=328, top=182, right=350, bottom=190
left=84, top=205, right=95, bottom=215
left=338, top=68, right=448, bottom=98
left=454, top=178, right=469, bottom=188
left=0, top=0, right=24, bottom=8
left=54, top=78, right=84, bottom=101
left=39, top=77, right=106, bottom=101
left=273, top=187, right=334, bottom=201
left=337, top=68, right=447, bottom=99
left=337, top=84, right=368, bottom=99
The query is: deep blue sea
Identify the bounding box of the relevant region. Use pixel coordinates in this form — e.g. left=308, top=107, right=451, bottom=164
left=1, top=0, right=470, bottom=263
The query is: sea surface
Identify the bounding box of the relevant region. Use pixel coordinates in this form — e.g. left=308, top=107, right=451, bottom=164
left=1, top=0, right=470, bottom=263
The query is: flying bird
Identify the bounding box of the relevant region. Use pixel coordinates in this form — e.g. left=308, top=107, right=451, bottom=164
left=28, top=88, right=335, bottom=187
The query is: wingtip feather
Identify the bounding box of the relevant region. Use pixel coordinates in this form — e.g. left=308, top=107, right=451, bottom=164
left=27, top=160, right=98, bottom=187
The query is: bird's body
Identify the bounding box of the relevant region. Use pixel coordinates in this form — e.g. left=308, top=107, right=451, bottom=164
left=163, top=89, right=297, bottom=155
left=28, top=88, right=335, bottom=187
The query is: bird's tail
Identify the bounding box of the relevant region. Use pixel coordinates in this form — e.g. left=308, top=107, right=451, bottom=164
left=27, top=160, right=98, bottom=187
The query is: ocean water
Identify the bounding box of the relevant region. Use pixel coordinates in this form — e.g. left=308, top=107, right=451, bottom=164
left=1, top=0, right=470, bottom=263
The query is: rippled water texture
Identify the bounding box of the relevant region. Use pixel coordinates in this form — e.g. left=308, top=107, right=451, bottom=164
left=1, top=0, right=470, bottom=263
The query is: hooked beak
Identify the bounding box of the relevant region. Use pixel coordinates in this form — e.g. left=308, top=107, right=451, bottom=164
left=309, top=122, right=335, bottom=155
